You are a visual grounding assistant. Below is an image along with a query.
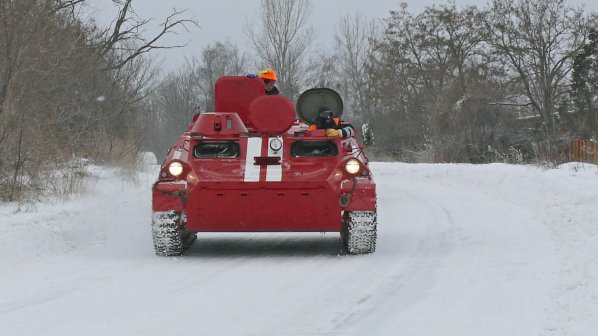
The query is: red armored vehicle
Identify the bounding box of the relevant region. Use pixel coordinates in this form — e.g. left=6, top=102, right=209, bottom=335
left=151, top=76, right=377, bottom=256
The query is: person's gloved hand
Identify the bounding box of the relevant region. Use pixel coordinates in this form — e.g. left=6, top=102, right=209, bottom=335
left=326, top=128, right=341, bottom=137
left=247, top=73, right=258, bottom=78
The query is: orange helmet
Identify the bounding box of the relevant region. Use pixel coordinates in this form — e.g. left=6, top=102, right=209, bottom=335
left=259, top=68, right=277, bottom=81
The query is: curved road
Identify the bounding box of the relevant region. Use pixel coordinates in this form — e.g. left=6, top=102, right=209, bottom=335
left=0, top=163, right=558, bottom=335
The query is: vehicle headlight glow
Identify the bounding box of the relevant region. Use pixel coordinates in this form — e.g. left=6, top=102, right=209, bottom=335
left=345, top=159, right=361, bottom=175
left=168, top=162, right=184, bottom=177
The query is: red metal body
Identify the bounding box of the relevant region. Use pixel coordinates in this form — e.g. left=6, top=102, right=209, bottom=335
left=152, top=76, right=376, bottom=233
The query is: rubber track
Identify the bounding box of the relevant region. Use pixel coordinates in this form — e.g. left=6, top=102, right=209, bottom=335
left=343, top=211, right=377, bottom=254
left=152, top=211, right=186, bottom=256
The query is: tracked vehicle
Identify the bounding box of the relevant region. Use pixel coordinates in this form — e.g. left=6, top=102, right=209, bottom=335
left=151, top=76, right=377, bottom=256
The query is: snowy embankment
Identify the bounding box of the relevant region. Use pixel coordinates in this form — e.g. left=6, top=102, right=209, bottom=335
left=1, top=161, right=597, bottom=336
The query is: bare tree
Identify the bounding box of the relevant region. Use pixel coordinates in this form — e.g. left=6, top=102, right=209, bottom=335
left=0, top=0, right=195, bottom=202
left=569, top=26, right=598, bottom=138
left=334, top=14, right=379, bottom=120
left=485, top=0, right=591, bottom=162
left=246, top=0, right=313, bottom=100
left=97, top=0, right=198, bottom=71
left=0, top=0, right=91, bottom=201
left=0, top=0, right=79, bottom=117
left=368, top=2, right=493, bottom=161
left=303, top=51, right=342, bottom=89
left=188, top=41, right=248, bottom=111
left=144, top=68, right=196, bottom=158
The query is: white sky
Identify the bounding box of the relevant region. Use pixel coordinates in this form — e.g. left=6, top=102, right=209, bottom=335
left=86, top=0, right=598, bottom=71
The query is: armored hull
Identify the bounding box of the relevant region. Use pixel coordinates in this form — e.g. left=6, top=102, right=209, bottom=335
left=151, top=76, right=377, bottom=256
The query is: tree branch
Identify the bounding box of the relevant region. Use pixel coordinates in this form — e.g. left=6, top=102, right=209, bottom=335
left=99, top=2, right=198, bottom=71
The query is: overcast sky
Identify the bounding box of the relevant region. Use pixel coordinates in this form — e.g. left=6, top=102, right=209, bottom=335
left=86, top=0, right=598, bottom=72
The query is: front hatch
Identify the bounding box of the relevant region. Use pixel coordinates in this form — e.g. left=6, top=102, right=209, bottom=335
left=296, top=88, right=344, bottom=123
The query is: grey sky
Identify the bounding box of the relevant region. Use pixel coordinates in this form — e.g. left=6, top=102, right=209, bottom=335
left=87, top=0, right=598, bottom=71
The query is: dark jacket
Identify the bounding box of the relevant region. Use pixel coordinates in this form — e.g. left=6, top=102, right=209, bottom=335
left=266, top=85, right=280, bottom=95
left=308, top=116, right=355, bottom=137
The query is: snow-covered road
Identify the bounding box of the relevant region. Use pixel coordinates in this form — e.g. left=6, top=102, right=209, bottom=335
left=1, top=163, right=597, bottom=335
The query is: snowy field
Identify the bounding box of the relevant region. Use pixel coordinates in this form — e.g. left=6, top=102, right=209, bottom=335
left=1, top=161, right=597, bottom=336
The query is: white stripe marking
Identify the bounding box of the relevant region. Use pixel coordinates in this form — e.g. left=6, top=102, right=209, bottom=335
left=266, top=136, right=283, bottom=182
left=244, top=137, right=262, bottom=182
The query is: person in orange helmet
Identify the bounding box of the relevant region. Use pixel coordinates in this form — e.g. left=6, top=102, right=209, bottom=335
left=248, top=68, right=280, bottom=95
left=258, top=68, right=279, bottom=95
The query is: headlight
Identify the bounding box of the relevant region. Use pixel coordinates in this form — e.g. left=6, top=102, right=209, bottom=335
left=269, top=138, right=282, bottom=151
left=168, top=162, right=184, bottom=177
left=345, top=159, right=361, bottom=175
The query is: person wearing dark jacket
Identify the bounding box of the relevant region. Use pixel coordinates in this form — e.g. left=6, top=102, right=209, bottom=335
left=247, top=68, right=280, bottom=95
left=308, top=106, right=355, bottom=138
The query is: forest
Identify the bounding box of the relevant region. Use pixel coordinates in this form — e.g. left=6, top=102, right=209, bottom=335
left=1, top=0, right=597, bottom=202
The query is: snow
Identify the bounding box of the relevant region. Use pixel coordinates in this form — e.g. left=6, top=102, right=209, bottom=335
left=1, top=161, right=597, bottom=335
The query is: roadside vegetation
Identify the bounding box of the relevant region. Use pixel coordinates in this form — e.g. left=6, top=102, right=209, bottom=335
left=1, top=0, right=596, bottom=203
